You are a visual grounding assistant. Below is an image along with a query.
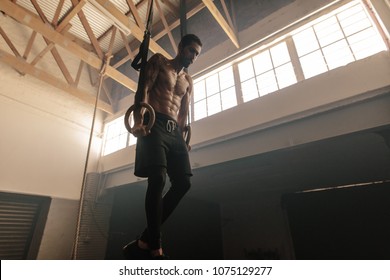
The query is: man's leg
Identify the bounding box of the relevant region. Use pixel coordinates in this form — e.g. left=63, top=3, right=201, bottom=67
left=138, top=174, right=191, bottom=252
left=160, top=174, right=191, bottom=222
left=140, top=166, right=167, bottom=252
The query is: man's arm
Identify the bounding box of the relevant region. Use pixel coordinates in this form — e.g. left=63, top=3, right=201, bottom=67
left=132, top=54, right=161, bottom=137
left=177, top=74, right=193, bottom=132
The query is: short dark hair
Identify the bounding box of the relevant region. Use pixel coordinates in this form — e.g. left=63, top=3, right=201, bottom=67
left=179, top=34, right=202, bottom=49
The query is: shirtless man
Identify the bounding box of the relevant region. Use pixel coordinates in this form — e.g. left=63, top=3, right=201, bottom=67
left=123, top=34, right=202, bottom=259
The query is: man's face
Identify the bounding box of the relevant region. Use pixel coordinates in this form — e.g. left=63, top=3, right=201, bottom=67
left=180, top=42, right=202, bottom=68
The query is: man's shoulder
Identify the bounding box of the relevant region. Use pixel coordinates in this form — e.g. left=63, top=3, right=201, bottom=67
left=149, top=53, right=167, bottom=62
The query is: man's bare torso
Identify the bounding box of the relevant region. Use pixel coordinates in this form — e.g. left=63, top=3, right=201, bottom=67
left=147, top=54, right=191, bottom=121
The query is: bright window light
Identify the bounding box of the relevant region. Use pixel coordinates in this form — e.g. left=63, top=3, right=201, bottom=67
left=293, top=0, right=387, bottom=79
left=102, top=116, right=134, bottom=156
left=193, top=66, right=237, bottom=121
left=238, top=41, right=297, bottom=102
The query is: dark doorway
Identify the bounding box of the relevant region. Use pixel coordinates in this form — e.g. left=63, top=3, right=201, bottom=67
left=282, top=181, right=390, bottom=259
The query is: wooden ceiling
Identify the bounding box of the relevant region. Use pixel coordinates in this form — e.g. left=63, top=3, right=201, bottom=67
left=0, top=0, right=238, bottom=114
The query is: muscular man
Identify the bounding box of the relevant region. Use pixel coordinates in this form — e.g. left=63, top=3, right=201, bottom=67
left=123, top=34, right=202, bottom=259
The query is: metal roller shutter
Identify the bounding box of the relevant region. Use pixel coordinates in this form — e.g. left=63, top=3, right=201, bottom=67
left=0, top=192, right=50, bottom=260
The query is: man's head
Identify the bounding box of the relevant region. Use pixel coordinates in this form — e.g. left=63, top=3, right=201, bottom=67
left=178, top=34, right=202, bottom=68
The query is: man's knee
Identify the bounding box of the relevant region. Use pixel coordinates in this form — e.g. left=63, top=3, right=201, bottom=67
left=172, top=175, right=191, bottom=194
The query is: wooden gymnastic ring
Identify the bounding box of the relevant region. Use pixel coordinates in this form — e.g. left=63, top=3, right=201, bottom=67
left=124, top=102, right=156, bottom=135
left=184, top=125, right=192, bottom=146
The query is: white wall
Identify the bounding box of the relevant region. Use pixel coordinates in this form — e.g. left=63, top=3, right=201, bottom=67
left=0, top=16, right=103, bottom=200
left=0, top=16, right=104, bottom=259
left=36, top=198, right=79, bottom=260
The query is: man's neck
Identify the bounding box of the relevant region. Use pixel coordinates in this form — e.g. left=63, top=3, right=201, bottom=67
left=170, top=58, right=184, bottom=73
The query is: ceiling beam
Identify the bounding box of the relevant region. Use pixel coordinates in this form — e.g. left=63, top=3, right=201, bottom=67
left=201, top=0, right=239, bottom=48
left=52, top=0, right=66, bottom=26
left=70, top=0, right=104, bottom=59
left=0, top=0, right=137, bottom=91
left=57, top=0, right=87, bottom=31
left=23, top=31, right=37, bottom=60
left=30, top=0, right=75, bottom=85
left=0, top=48, right=113, bottom=114
left=155, top=0, right=177, bottom=53
left=126, top=0, right=145, bottom=30
left=0, top=26, right=22, bottom=58
left=87, top=0, right=172, bottom=59
left=153, top=2, right=206, bottom=41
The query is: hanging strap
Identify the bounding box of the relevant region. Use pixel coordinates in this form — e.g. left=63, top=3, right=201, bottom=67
left=180, top=0, right=191, bottom=146
left=124, top=0, right=156, bottom=135
left=131, top=0, right=154, bottom=71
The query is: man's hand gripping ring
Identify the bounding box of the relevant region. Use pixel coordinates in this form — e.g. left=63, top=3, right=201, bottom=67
left=124, top=102, right=156, bottom=135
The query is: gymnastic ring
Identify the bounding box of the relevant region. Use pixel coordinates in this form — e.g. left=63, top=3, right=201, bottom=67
left=184, top=125, right=192, bottom=146
left=124, top=102, right=156, bottom=135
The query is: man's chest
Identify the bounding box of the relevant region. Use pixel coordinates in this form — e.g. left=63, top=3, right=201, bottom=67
left=158, top=69, right=189, bottom=96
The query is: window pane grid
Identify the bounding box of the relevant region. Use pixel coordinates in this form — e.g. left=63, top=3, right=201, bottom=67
left=239, top=41, right=296, bottom=102
left=193, top=66, right=237, bottom=121
left=102, top=117, right=131, bottom=156
left=293, top=1, right=386, bottom=79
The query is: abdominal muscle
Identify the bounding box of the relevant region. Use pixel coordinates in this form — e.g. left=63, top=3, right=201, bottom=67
left=147, top=65, right=189, bottom=121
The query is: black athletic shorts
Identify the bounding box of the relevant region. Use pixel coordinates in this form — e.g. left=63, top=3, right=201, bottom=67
left=134, top=112, right=192, bottom=178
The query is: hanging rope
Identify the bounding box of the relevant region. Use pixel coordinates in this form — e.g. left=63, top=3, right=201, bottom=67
left=180, top=0, right=191, bottom=147
left=124, top=0, right=156, bottom=135
left=72, top=54, right=111, bottom=260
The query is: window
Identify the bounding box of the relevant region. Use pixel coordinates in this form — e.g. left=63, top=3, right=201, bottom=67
left=238, top=42, right=297, bottom=102
left=292, top=1, right=387, bottom=79
left=193, top=66, right=237, bottom=121
left=102, top=117, right=135, bottom=156
left=191, top=0, right=387, bottom=119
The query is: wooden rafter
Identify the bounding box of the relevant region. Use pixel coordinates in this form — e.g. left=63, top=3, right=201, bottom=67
left=160, top=0, right=179, bottom=16
left=0, top=48, right=113, bottom=114
left=31, top=0, right=75, bottom=85
left=112, top=31, right=135, bottom=69
left=74, top=60, right=85, bottom=87
left=30, top=0, right=49, bottom=23
left=155, top=0, right=177, bottom=53
left=120, top=30, right=134, bottom=59
left=153, top=2, right=206, bottom=42
left=0, top=26, right=22, bottom=58
left=0, top=1, right=137, bottom=91
left=87, top=0, right=172, bottom=59
left=29, top=1, right=84, bottom=66
left=30, top=24, right=72, bottom=66
left=23, top=31, right=37, bottom=60
left=220, top=0, right=235, bottom=34
left=52, top=0, right=66, bottom=26
left=71, top=0, right=104, bottom=59
left=106, top=27, right=117, bottom=57
left=126, top=0, right=145, bottom=30
left=57, top=0, right=87, bottom=31
left=0, top=0, right=227, bottom=114
left=201, top=0, right=239, bottom=48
